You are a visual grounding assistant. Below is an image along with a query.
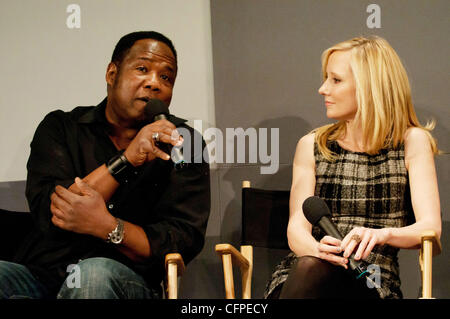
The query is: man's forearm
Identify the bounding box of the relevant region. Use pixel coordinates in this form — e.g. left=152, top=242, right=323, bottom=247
left=68, top=164, right=119, bottom=202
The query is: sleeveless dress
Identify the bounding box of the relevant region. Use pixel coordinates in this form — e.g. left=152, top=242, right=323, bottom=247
left=264, top=140, right=414, bottom=299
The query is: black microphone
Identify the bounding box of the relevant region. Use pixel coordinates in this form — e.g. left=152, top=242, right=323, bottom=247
left=144, top=99, right=185, bottom=167
left=302, top=196, right=371, bottom=281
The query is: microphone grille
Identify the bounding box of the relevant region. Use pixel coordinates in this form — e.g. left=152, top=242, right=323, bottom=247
left=302, top=196, right=331, bottom=226
left=144, top=98, right=169, bottom=121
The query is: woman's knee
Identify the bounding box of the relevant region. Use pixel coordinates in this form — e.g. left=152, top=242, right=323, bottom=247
left=279, top=256, right=337, bottom=299
left=292, top=256, right=334, bottom=278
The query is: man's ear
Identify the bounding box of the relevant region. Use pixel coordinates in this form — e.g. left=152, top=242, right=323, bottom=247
left=106, top=62, right=118, bottom=87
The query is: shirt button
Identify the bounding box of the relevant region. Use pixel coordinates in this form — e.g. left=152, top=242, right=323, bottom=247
left=108, top=203, right=114, bottom=210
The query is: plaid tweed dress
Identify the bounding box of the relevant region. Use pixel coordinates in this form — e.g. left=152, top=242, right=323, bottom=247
left=264, top=140, right=413, bottom=299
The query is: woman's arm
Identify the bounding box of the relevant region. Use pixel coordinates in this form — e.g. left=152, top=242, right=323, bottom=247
left=387, top=127, right=441, bottom=247
left=287, top=133, right=348, bottom=267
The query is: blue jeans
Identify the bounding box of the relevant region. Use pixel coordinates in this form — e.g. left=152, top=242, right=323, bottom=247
left=0, top=258, right=161, bottom=299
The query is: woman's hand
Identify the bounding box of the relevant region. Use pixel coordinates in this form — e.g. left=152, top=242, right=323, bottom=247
left=317, top=235, right=348, bottom=269
left=340, top=227, right=390, bottom=261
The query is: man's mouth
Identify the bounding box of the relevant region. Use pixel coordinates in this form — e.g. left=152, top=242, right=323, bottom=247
left=137, top=97, right=150, bottom=103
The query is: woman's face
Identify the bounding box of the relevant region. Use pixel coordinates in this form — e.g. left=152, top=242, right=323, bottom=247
left=318, top=50, right=358, bottom=121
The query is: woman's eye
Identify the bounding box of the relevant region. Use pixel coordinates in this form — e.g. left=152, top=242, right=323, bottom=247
left=333, top=78, right=341, bottom=83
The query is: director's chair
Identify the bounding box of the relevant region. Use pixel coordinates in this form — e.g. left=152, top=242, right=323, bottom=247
left=215, top=181, right=290, bottom=299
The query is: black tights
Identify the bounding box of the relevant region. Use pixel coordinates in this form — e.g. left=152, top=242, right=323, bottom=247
left=274, top=256, right=380, bottom=299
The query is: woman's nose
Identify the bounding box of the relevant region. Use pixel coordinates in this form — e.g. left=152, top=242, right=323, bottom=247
left=318, top=81, right=328, bottom=96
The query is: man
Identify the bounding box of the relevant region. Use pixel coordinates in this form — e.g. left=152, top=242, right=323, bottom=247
left=0, top=31, right=210, bottom=299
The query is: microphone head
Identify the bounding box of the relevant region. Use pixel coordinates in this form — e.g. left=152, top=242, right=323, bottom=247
left=302, top=196, right=331, bottom=226
left=144, top=98, right=169, bottom=121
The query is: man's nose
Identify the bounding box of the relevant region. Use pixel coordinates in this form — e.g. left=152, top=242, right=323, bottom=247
left=144, top=72, right=161, bottom=91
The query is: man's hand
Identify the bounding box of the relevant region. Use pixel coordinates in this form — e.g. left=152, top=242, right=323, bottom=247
left=50, top=177, right=116, bottom=239
left=123, top=119, right=183, bottom=167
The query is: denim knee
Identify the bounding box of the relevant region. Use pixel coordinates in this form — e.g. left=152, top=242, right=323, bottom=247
left=0, top=260, right=49, bottom=299
left=57, top=257, right=159, bottom=299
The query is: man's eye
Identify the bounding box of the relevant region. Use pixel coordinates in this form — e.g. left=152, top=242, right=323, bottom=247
left=137, top=66, right=147, bottom=72
left=161, top=74, right=169, bottom=80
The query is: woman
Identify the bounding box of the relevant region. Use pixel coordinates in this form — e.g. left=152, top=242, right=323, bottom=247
left=264, top=36, right=441, bottom=299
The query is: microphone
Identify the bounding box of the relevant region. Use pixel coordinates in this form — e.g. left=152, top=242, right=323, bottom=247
left=302, top=196, right=371, bottom=281
left=144, top=99, right=185, bottom=167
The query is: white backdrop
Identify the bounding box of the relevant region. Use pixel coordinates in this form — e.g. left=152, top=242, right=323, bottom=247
left=0, top=0, right=215, bottom=181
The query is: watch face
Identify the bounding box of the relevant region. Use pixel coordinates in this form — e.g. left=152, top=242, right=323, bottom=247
left=108, top=219, right=124, bottom=244
left=111, top=234, right=123, bottom=244
left=110, top=232, right=123, bottom=244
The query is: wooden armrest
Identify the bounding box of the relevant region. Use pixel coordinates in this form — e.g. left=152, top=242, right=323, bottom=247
left=215, top=244, right=253, bottom=299
left=419, top=230, right=441, bottom=299
left=165, top=253, right=185, bottom=277
left=421, top=230, right=441, bottom=256
left=164, top=253, right=185, bottom=299
left=215, top=244, right=249, bottom=270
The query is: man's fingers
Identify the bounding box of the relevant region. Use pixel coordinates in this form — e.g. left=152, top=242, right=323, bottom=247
left=154, top=132, right=183, bottom=147
left=54, top=185, right=78, bottom=203
left=74, top=177, right=94, bottom=196
left=51, top=191, right=72, bottom=212
left=50, top=202, right=65, bottom=219
left=150, top=146, right=170, bottom=161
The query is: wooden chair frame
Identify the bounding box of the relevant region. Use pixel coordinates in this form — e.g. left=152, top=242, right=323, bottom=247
left=164, top=253, right=185, bottom=299
left=419, top=230, right=441, bottom=299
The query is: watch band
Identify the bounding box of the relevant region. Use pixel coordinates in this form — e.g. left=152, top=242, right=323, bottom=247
left=106, top=218, right=124, bottom=244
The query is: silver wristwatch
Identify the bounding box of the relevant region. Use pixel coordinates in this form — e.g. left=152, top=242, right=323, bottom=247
left=106, top=218, right=124, bottom=244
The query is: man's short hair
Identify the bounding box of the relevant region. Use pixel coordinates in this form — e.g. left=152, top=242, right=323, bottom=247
left=111, top=31, right=177, bottom=66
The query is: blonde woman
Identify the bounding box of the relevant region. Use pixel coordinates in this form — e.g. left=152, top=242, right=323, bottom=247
left=264, top=36, right=441, bottom=299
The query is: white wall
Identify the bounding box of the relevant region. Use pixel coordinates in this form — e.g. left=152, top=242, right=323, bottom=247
left=0, top=0, right=215, bottom=181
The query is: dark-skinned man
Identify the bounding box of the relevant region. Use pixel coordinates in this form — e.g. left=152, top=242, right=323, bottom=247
left=0, top=31, right=210, bottom=299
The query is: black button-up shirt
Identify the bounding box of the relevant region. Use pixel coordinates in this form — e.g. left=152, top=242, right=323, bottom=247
left=15, top=98, right=211, bottom=295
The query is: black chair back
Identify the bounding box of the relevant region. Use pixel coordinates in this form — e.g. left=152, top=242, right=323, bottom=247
left=0, top=209, right=34, bottom=261
left=241, top=187, right=290, bottom=249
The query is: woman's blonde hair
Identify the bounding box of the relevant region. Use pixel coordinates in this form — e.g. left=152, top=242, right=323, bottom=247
left=315, top=35, right=438, bottom=160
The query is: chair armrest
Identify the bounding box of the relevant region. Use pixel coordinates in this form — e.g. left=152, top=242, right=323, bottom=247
left=215, top=244, right=249, bottom=270
left=215, top=244, right=253, bottom=299
left=165, top=253, right=185, bottom=299
left=165, top=253, right=185, bottom=277
left=421, top=230, right=441, bottom=256
left=419, top=230, right=441, bottom=299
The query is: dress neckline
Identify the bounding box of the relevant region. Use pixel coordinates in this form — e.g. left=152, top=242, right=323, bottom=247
left=333, top=140, right=370, bottom=156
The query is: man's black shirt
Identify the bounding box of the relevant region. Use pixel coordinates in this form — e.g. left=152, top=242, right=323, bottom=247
left=14, top=98, right=211, bottom=295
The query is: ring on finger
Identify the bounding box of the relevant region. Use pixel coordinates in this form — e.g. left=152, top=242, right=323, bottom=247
left=152, top=132, right=160, bottom=142
left=351, top=234, right=362, bottom=244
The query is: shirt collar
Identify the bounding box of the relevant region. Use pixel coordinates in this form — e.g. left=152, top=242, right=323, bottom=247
left=77, top=97, right=188, bottom=126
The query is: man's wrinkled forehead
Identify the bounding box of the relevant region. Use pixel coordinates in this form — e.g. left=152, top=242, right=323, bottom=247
left=127, top=39, right=177, bottom=66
